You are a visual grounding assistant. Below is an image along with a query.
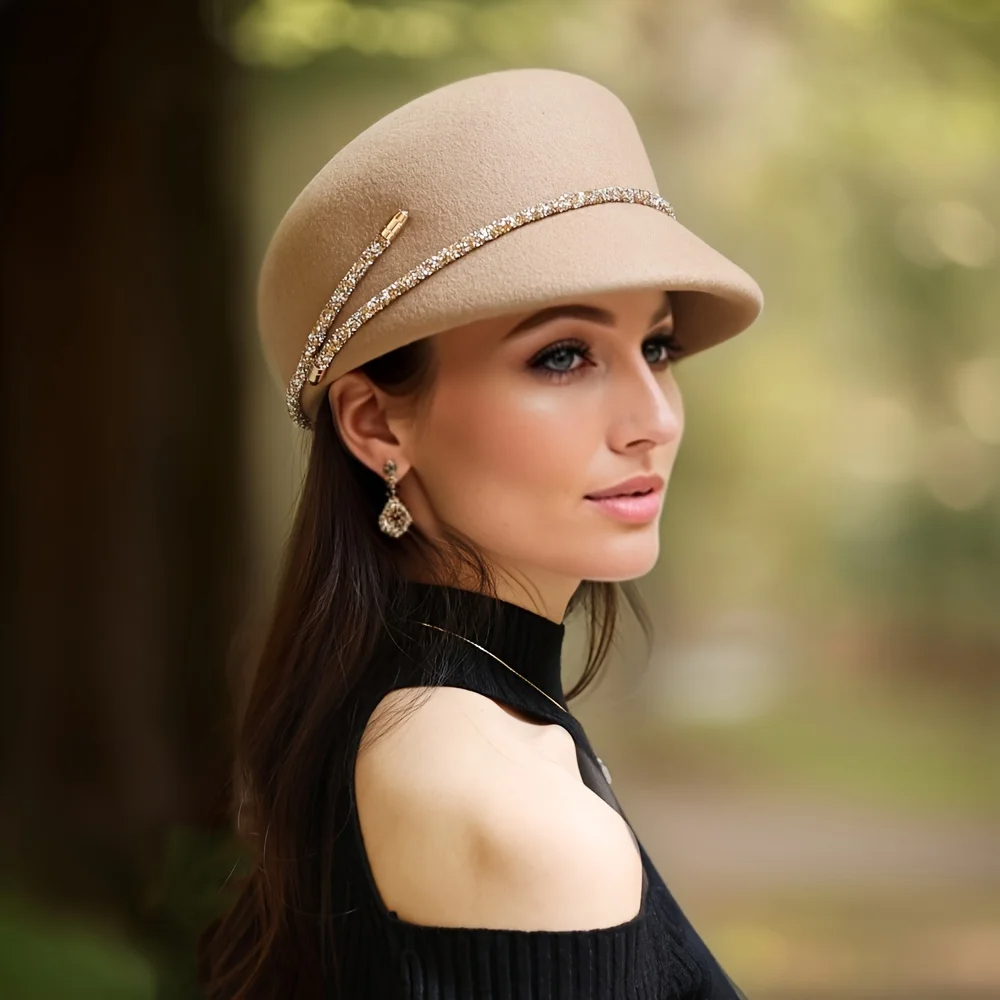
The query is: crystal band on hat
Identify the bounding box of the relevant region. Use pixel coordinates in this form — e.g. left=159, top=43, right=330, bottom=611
left=286, top=186, right=677, bottom=430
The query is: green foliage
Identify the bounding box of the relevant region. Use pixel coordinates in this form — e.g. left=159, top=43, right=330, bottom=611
left=0, top=828, right=248, bottom=1000
left=0, top=893, right=154, bottom=1000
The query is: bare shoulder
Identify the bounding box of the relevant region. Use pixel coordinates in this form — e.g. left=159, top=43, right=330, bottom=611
left=354, top=686, right=643, bottom=931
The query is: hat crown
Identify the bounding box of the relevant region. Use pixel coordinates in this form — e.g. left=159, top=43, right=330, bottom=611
left=258, top=69, right=659, bottom=392
left=327, top=67, right=657, bottom=220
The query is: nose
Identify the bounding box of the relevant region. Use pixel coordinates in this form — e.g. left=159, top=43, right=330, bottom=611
left=607, top=361, right=682, bottom=453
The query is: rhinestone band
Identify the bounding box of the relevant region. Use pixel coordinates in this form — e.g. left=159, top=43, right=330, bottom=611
left=287, top=186, right=677, bottom=429
left=284, top=210, right=409, bottom=429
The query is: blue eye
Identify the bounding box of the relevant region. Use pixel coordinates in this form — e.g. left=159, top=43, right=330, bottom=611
left=532, top=338, right=591, bottom=375
left=528, top=339, right=591, bottom=379
left=643, top=331, right=685, bottom=365
left=529, top=330, right=685, bottom=381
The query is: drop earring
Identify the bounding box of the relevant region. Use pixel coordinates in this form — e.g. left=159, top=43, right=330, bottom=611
left=378, top=458, right=413, bottom=538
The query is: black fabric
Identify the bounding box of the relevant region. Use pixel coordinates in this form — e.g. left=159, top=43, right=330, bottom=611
left=328, top=580, right=750, bottom=999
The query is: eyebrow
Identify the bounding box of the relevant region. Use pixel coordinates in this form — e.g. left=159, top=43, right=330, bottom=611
left=504, top=290, right=673, bottom=339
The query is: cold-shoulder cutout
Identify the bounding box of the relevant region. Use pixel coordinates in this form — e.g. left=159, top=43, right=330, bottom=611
left=353, top=684, right=645, bottom=932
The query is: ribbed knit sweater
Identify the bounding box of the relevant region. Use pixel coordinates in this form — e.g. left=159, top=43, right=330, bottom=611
left=328, top=581, right=749, bottom=999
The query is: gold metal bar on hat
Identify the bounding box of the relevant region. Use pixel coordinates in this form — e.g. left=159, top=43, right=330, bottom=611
left=381, top=210, right=409, bottom=242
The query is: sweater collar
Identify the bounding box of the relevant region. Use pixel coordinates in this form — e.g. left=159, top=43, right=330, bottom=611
left=397, top=579, right=568, bottom=710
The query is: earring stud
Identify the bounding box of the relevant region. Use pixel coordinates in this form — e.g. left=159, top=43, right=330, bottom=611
left=378, top=458, right=413, bottom=538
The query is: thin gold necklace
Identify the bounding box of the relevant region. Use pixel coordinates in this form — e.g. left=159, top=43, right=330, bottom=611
left=413, top=619, right=613, bottom=785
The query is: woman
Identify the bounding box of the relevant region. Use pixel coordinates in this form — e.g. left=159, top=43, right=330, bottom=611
left=199, top=68, right=764, bottom=999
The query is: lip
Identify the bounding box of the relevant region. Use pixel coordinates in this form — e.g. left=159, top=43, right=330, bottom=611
left=585, top=474, right=665, bottom=500
left=584, top=474, right=665, bottom=524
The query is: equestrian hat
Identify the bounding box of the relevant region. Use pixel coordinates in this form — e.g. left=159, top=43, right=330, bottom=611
left=258, top=67, right=765, bottom=430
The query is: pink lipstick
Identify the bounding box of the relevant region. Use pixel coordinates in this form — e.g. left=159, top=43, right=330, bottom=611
left=585, top=474, right=664, bottom=524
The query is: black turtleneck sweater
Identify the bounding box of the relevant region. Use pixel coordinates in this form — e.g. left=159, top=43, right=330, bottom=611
left=327, top=580, right=750, bottom=999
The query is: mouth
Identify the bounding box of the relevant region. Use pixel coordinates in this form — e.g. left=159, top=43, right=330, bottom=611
left=584, top=474, right=664, bottom=500
left=584, top=485, right=663, bottom=523
left=588, top=489, right=654, bottom=499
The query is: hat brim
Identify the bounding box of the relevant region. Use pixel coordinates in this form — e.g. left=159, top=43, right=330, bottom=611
left=301, top=199, right=763, bottom=423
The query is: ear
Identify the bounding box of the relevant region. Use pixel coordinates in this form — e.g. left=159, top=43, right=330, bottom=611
left=326, top=373, right=412, bottom=479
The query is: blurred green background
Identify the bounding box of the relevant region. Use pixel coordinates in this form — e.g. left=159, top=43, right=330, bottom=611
left=1, top=0, right=998, bottom=997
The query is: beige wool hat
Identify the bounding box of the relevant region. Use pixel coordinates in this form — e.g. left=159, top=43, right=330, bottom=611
left=259, top=67, right=764, bottom=430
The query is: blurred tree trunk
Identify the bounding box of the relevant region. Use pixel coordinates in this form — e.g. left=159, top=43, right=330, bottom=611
left=0, top=0, right=244, bottom=993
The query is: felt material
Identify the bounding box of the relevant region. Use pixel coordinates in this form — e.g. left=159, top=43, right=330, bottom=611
left=258, top=68, right=765, bottom=427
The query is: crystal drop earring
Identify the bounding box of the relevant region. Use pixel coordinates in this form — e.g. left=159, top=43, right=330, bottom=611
left=378, top=458, right=413, bottom=538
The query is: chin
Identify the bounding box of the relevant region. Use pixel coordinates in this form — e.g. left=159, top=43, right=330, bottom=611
left=570, top=531, right=662, bottom=582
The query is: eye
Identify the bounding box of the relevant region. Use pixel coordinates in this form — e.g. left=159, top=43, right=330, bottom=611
left=528, top=329, right=686, bottom=382
left=644, top=329, right=686, bottom=367
left=528, top=337, right=593, bottom=380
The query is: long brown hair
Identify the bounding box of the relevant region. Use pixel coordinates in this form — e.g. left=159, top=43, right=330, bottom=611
left=197, top=335, right=653, bottom=999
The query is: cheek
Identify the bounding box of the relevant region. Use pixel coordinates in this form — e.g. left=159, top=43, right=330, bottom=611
left=419, top=377, right=593, bottom=513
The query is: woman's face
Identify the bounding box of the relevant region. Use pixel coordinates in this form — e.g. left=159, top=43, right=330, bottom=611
left=387, top=286, right=685, bottom=600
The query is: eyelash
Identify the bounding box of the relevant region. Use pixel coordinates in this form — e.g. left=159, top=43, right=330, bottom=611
left=529, top=331, right=685, bottom=381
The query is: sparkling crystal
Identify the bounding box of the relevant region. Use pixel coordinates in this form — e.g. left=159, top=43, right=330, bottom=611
left=378, top=496, right=413, bottom=538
